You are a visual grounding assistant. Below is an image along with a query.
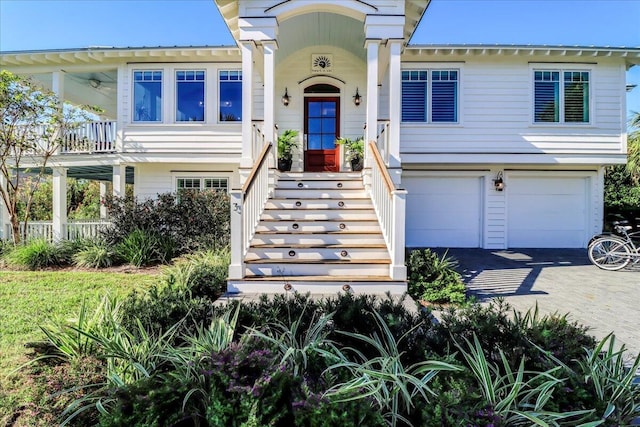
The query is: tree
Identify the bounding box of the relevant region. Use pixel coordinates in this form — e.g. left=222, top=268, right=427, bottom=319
left=626, top=111, right=640, bottom=181
left=0, top=70, right=95, bottom=243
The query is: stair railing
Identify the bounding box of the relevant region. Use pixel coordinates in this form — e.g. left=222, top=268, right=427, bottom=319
left=367, top=141, right=407, bottom=281
left=228, top=141, right=273, bottom=280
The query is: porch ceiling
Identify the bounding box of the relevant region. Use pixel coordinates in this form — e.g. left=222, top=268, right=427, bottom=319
left=29, top=70, right=118, bottom=119
left=65, top=166, right=134, bottom=184
left=276, top=12, right=365, bottom=64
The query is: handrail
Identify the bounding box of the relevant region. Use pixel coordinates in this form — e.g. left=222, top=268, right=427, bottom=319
left=368, top=141, right=395, bottom=194
left=242, top=142, right=273, bottom=197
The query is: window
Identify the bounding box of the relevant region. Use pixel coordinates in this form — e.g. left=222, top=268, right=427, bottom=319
left=401, top=69, right=458, bottom=123
left=133, top=70, right=162, bottom=122
left=176, top=177, right=228, bottom=194
left=534, top=70, right=589, bottom=123
left=219, top=70, right=242, bottom=122
left=176, top=70, right=205, bottom=122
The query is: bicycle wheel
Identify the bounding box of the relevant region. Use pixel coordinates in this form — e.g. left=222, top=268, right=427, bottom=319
left=588, top=237, right=631, bottom=270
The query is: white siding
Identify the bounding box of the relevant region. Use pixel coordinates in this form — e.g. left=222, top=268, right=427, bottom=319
left=274, top=46, right=367, bottom=170
left=399, top=56, right=626, bottom=160
left=120, top=62, right=244, bottom=154
left=134, top=163, right=238, bottom=200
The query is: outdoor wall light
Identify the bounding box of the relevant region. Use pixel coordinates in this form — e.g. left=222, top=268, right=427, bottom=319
left=493, top=171, right=505, bottom=191
left=88, top=78, right=101, bottom=89
left=353, top=88, right=361, bottom=106
left=281, top=88, right=290, bottom=106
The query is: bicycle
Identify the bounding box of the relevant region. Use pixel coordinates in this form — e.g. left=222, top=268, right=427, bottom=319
left=588, top=221, right=640, bottom=270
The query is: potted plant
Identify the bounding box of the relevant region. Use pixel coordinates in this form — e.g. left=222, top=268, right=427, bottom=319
left=336, top=136, right=364, bottom=171
left=277, top=129, right=299, bottom=172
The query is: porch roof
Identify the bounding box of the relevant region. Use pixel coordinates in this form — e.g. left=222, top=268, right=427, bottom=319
left=35, top=166, right=135, bottom=184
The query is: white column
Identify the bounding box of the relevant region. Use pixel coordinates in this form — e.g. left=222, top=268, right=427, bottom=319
left=52, top=167, right=67, bottom=241
left=0, top=174, right=11, bottom=240
left=112, top=164, right=126, bottom=197
left=240, top=41, right=254, bottom=181
left=99, top=181, right=108, bottom=219
left=262, top=41, right=277, bottom=161
left=365, top=40, right=380, bottom=146
left=387, top=40, right=402, bottom=173
left=228, top=190, right=244, bottom=281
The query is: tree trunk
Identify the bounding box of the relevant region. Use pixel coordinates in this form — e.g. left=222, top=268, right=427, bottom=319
left=10, top=213, right=21, bottom=244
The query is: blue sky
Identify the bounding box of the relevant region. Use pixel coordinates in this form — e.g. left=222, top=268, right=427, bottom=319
left=1, top=0, right=639, bottom=118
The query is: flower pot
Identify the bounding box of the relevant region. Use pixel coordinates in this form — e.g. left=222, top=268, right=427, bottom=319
left=278, top=158, right=292, bottom=172
left=350, top=158, right=363, bottom=172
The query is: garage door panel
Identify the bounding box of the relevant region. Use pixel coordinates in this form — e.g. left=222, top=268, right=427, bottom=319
left=406, top=176, right=482, bottom=248
left=507, top=176, right=589, bottom=248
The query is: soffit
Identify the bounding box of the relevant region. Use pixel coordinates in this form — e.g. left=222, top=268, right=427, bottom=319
left=277, top=13, right=366, bottom=64
left=215, top=0, right=430, bottom=45
left=0, top=46, right=240, bottom=67
left=403, top=44, right=640, bottom=66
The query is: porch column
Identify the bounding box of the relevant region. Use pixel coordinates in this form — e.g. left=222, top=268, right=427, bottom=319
left=365, top=40, right=380, bottom=147
left=99, top=181, right=108, bottom=219
left=240, top=41, right=254, bottom=184
left=112, top=164, right=126, bottom=197
left=52, top=167, right=67, bottom=242
left=262, top=40, right=277, bottom=162
left=228, top=190, right=244, bottom=281
left=0, top=174, right=10, bottom=239
left=387, top=40, right=402, bottom=170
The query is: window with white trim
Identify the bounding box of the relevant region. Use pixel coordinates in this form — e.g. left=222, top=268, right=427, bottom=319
left=219, top=70, right=242, bottom=122
left=176, top=70, right=205, bottom=122
left=176, top=177, right=228, bottom=193
left=133, top=70, right=162, bottom=122
left=534, top=70, right=590, bottom=123
left=401, top=69, right=458, bottom=123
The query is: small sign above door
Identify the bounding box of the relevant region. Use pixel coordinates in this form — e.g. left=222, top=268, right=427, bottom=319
left=311, top=54, right=333, bottom=73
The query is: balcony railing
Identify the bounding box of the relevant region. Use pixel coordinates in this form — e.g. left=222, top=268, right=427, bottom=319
left=61, top=121, right=116, bottom=153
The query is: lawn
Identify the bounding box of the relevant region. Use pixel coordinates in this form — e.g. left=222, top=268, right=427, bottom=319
left=0, top=269, right=158, bottom=424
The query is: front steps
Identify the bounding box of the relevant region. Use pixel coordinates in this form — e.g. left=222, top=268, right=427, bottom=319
left=227, top=172, right=406, bottom=295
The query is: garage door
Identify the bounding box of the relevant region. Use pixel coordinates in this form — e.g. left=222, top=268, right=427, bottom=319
left=507, top=175, right=589, bottom=248
left=405, top=176, right=482, bottom=247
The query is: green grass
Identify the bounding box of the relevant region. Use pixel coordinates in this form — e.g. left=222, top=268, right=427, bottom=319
left=0, top=269, right=158, bottom=424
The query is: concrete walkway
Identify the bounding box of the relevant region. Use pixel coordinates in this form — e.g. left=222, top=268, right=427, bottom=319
left=443, top=248, right=640, bottom=357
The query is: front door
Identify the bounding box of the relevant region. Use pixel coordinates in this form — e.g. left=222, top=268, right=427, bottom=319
left=304, top=97, right=339, bottom=172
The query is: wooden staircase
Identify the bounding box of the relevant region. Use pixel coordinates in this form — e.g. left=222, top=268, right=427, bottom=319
left=227, top=172, right=406, bottom=294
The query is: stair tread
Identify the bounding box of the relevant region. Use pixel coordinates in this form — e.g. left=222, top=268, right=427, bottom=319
left=250, top=243, right=387, bottom=249
left=246, top=259, right=391, bottom=264
left=254, top=231, right=382, bottom=235
left=259, top=218, right=379, bottom=222
left=241, top=275, right=398, bottom=281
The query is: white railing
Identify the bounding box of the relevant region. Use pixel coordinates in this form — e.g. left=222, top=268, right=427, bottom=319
left=376, top=120, right=390, bottom=165
left=368, top=141, right=407, bottom=281
left=3, top=220, right=111, bottom=242
left=61, top=121, right=116, bottom=153
left=228, top=142, right=274, bottom=280
left=65, top=221, right=111, bottom=240
left=252, top=121, right=265, bottom=161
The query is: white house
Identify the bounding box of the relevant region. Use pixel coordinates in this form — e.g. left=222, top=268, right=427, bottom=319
left=1, top=0, right=639, bottom=293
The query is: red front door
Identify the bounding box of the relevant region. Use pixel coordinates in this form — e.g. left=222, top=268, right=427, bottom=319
left=304, top=97, right=340, bottom=172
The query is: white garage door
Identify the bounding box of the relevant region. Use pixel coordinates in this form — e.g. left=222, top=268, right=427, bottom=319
left=507, top=175, right=589, bottom=248
left=405, top=176, right=482, bottom=248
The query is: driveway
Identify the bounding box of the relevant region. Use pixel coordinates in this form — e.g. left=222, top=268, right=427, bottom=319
left=441, top=248, right=640, bottom=357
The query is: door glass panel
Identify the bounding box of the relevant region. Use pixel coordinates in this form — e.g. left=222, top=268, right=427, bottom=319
left=322, top=102, right=336, bottom=116
left=308, top=118, right=322, bottom=133
left=308, top=134, right=322, bottom=150
left=322, top=118, right=336, bottom=133
left=308, top=102, right=322, bottom=117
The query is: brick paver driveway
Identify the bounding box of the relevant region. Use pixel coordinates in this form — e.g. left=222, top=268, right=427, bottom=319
left=443, top=248, right=640, bottom=356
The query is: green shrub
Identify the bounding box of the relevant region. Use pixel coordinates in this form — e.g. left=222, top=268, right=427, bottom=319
left=103, top=190, right=230, bottom=255
left=3, top=239, right=64, bottom=270
left=73, top=239, right=120, bottom=268
left=116, top=229, right=174, bottom=267
left=163, top=248, right=230, bottom=298
left=407, top=249, right=467, bottom=304
left=56, top=238, right=91, bottom=265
